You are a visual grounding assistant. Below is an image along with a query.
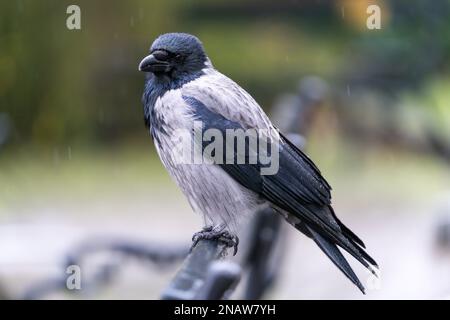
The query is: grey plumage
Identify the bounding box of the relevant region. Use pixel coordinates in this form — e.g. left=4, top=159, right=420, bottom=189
left=139, top=33, right=378, bottom=293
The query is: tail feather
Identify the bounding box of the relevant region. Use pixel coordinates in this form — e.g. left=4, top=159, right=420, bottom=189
left=328, top=231, right=378, bottom=277
left=306, top=225, right=366, bottom=294
left=329, top=206, right=366, bottom=249
left=303, top=205, right=379, bottom=276
left=334, top=219, right=378, bottom=268
left=337, top=220, right=366, bottom=249
left=276, top=205, right=378, bottom=292
left=351, top=240, right=378, bottom=267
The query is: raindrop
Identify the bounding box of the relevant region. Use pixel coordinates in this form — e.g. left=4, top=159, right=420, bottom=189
left=53, top=148, right=60, bottom=166
left=98, top=109, right=105, bottom=124
left=17, top=0, right=24, bottom=12
left=0, top=113, right=12, bottom=146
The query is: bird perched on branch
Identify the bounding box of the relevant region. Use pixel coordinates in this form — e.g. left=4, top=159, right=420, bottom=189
left=139, top=33, right=378, bottom=293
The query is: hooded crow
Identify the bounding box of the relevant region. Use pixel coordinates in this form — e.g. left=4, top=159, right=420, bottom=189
left=139, top=33, right=378, bottom=293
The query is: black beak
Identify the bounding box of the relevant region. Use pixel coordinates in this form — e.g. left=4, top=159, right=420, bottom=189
left=138, top=54, right=170, bottom=73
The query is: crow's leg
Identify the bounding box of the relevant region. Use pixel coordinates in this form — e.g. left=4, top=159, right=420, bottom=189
left=191, top=225, right=239, bottom=255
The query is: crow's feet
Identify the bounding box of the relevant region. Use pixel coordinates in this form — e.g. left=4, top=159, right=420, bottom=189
left=191, top=226, right=239, bottom=256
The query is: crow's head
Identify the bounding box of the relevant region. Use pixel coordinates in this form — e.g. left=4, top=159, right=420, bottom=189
left=139, top=33, right=208, bottom=80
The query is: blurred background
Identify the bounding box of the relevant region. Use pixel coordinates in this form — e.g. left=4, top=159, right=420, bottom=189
left=0, top=0, right=450, bottom=299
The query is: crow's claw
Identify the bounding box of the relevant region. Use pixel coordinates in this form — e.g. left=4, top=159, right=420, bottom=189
left=191, top=226, right=239, bottom=255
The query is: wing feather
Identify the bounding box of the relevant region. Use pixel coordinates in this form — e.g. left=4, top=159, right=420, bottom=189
left=182, top=70, right=378, bottom=276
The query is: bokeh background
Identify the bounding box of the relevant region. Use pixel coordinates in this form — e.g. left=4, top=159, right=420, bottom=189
left=0, top=0, right=450, bottom=299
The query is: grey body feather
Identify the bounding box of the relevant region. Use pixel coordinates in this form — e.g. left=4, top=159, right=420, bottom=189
left=149, top=67, right=270, bottom=231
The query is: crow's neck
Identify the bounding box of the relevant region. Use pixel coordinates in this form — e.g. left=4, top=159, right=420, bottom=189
left=142, top=70, right=205, bottom=130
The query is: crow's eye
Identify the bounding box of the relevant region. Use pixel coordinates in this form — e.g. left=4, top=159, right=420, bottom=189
left=152, top=50, right=169, bottom=61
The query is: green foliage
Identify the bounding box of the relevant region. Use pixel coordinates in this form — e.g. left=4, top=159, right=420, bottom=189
left=0, top=0, right=449, bottom=150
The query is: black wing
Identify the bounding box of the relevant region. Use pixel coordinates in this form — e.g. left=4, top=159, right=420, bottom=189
left=225, top=133, right=378, bottom=271
left=185, top=95, right=378, bottom=280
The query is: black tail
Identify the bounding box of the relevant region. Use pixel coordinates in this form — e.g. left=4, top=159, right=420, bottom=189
left=306, top=225, right=366, bottom=294
left=276, top=205, right=378, bottom=293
